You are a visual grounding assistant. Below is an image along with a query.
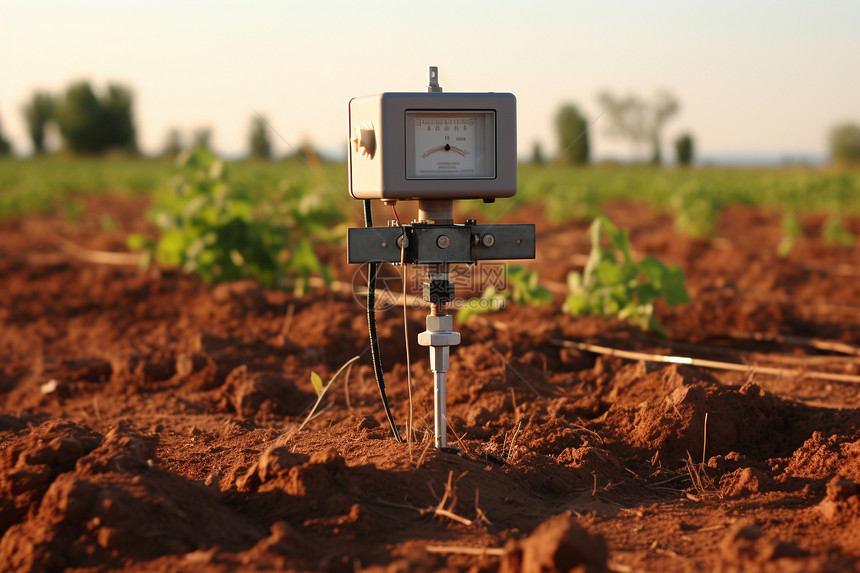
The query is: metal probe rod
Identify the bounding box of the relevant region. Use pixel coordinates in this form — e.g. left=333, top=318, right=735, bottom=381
left=419, top=267, right=459, bottom=448
left=434, top=369, right=446, bottom=447
left=416, top=200, right=460, bottom=448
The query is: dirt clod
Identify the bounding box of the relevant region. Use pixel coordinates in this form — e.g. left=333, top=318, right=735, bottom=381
left=501, top=512, right=608, bottom=573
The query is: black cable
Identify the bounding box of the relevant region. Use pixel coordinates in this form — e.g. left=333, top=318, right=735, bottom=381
left=364, top=200, right=403, bottom=442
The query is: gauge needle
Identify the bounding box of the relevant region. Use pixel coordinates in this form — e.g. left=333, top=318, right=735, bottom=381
left=422, top=145, right=469, bottom=158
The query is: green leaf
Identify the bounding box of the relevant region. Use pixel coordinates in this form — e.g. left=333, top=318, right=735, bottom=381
left=637, top=257, right=666, bottom=287
left=563, top=215, right=691, bottom=333
left=457, top=285, right=507, bottom=323
left=596, top=259, right=626, bottom=285
left=155, top=229, right=188, bottom=264
left=310, top=371, right=323, bottom=396
left=822, top=216, right=855, bottom=247
left=566, top=271, right=584, bottom=294
left=562, top=292, right=588, bottom=315
left=661, top=266, right=691, bottom=306
left=126, top=233, right=146, bottom=251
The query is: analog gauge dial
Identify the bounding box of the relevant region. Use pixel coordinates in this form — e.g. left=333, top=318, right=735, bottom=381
left=405, top=111, right=495, bottom=179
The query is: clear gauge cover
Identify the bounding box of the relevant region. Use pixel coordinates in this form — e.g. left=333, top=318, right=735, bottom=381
left=405, top=111, right=495, bottom=179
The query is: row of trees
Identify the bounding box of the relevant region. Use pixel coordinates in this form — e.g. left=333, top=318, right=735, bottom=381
left=552, top=90, right=695, bottom=166
left=7, top=81, right=275, bottom=159
left=20, top=82, right=137, bottom=155
left=3, top=81, right=858, bottom=164
left=159, top=116, right=278, bottom=160
left=551, top=91, right=860, bottom=166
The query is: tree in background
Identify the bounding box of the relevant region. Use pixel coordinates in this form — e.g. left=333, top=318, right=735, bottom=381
left=555, top=104, right=590, bottom=164
left=192, top=127, right=213, bottom=152
left=249, top=115, right=272, bottom=159
left=55, top=81, right=137, bottom=154
left=597, top=90, right=679, bottom=164
left=531, top=141, right=545, bottom=164
left=102, top=84, right=137, bottom=154
left=674, top=133, right=695, bottom=166
left=56, top=82, right=101, bottom=153
left=829, top=123, right=860, bottom=165
left=0, top=114, right=12, bottom=156
left=23, top=91, right=55, bottom=154
left=162, top=128, right=183, bottom=159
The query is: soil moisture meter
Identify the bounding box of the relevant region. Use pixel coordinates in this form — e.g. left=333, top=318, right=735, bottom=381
left=347, top=67, right=535, bottom=449
left=348, top=88, right=516, bottom=200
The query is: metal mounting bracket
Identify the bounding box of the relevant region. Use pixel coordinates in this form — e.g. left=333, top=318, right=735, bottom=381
left=347, top=223, right=535, bottom=265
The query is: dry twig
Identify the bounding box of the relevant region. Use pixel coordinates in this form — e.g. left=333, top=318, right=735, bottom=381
left=550, top=338, right=860, bottom=385
left=506, top=421, right=522, bottom=463
left=48, top=229, right=143, bottom=266
left=667, top=326, right=860, bottom=357
left=343, top=361, right=353, bottom=412
left=684, top=452, right=722, bottom=500
left=445, top=416, right=472, bottom=457
left=415, top=438, right=434, bottom=470
left=425, top=545, right=504, bottom=557
left=376, top=470, right=477, bottom=527
left=279, top=303, right=295, bottom=338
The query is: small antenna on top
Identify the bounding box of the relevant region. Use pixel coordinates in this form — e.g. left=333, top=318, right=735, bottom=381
left=428, top=66, right=443, bottom=93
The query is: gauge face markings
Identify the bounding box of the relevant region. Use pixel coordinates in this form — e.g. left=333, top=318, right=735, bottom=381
left=421, top=143, right=468, bottom=158
left=412, top=114, right=479, bottom=176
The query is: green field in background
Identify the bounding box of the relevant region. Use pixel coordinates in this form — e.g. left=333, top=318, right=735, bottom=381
left=1, top=156, right=859, bottom=220
left=515, top=163, right=860, bottom=217
left=0, top=157, right=348, bottom=218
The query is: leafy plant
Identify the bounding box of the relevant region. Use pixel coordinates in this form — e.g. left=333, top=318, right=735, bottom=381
left=457, top=265, right=551, bottom=323
left=506, top=265, right=553, bottom=305
left=670, top=181, right=723, bottom=238
left=563, top=216, right=690, bottom=333
left=541, top=180, right=602, bottom=223
left=128, top=148, right=341, bottom=293
left=821, top=215, right=855, bottom=247
left=777, top=212, right=803, bottom=257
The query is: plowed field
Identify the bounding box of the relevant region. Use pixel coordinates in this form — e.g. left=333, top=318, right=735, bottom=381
left=2, top=195, right=859, bottom=572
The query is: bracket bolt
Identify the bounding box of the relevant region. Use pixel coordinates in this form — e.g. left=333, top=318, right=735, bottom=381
left=436, top=235, right=451, bottom=249
left=481, top=234, right=495, bottom=247
left=396, top=235, right=409, bottom=249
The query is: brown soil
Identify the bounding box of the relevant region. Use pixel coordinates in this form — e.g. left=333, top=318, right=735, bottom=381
left=2, top=194, right=860, bottom=572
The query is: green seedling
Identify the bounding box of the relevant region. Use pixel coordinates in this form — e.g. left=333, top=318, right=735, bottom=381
left=295, top=356, right=360, bottom=435
left=821, top=215, right=855, bottom=247
left=457, top=265, right=551, bottom=323
left=310, top=371, right=324, bottom=396
left=563, top=215, right=690, bottom=334
left=128, top=149, right=341, bottom=293
left=456, top=284, right=508, bottom=323
left=506, top=265, right=553, bottom=306
left=777, top=212, right=803, bottom=257
left=670, top=182, right=723, bottom=238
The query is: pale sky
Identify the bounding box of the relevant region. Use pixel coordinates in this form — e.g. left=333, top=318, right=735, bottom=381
left=1, top=0, right=858, bottom=160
